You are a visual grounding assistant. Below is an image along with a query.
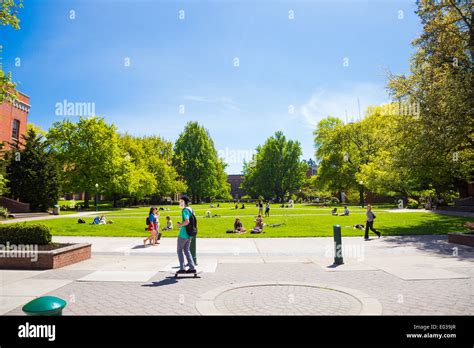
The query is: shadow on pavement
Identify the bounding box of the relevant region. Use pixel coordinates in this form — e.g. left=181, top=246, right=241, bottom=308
left=378, top=232, right=474, bottom=262
left=141, top=278, right=178, bottom=287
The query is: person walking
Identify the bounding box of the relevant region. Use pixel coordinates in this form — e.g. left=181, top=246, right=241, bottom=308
left=144, top=207, right=158, bottom=246
left=364, top=204, right=381, bottom=240
left=265, top=201, right=270, bottom=217
left=176, top=196, right=196, bottom=274
left=258, top=200, right=263, bottom=215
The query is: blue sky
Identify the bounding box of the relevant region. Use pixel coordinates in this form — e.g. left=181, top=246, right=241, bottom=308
left=1, top=0, right=421, bottom=173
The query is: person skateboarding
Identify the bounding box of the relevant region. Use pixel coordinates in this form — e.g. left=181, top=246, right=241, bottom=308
left=176, top=195, right=196, bottom=274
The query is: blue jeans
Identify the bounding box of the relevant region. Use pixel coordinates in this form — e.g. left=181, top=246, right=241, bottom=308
left=177, top=236, right=195, bottom=270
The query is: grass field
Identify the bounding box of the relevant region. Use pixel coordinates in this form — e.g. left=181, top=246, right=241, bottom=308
left=24, top=204, right=472, bottom=238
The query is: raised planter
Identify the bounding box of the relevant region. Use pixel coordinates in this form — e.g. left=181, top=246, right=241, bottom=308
left=448, top=232, right=474, bottom=247
left=0, top=243, right=91, bottom=270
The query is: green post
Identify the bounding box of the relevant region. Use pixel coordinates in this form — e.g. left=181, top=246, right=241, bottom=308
left=333, top=224, right=344, bottom=265
left=190, top=236, right=197, bottom=265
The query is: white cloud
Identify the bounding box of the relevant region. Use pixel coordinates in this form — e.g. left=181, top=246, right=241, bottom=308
left=183, top=95, right=241, bottom=112
left=299, top=82, right=390, bottom=128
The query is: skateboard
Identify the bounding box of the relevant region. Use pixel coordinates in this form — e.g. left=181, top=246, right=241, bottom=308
left=173, top=271, right=202, bottom=279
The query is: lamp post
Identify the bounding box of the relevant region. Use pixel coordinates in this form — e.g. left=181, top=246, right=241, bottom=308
left=359, top=180, right=365, bottom=208
left=95, top=183, right=99, bottom=212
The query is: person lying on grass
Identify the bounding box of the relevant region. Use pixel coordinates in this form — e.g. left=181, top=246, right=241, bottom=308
left=268, top=222, right=285, bottom=228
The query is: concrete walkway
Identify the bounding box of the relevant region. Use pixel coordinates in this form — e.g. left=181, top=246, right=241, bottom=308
left=51, top=235, right=474, bottom=260
left=1, top=235, right=473, bottom=316
left=0, top=211, right=112, bottom=224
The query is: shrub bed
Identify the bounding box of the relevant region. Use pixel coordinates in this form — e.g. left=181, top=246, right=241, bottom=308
left=0, top=223, right=52, bottom=245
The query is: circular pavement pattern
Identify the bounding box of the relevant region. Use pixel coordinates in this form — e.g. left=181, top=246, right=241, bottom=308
left=214, top=285, right=361, bottom=315
left=195, top=281, right=383, bottom=315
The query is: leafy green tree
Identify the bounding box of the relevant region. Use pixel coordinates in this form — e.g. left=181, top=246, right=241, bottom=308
left=0, top=174, right=7, bottom=195
left=0, top=0, right=23, bottom=103
left=355, top=106, right=422, bottom=197
left=387, top=0, right=474, bottom=198
left=313, top=110, right=412, bottom=198
left=173, top=122, right=230, bottom=203
left=48, top=116, right=130, bottom=208
left=313, top=117, right=355, bottom=192
left=242, top=131, right=307, bottom=202
left=5, top=128, right=60, bottom=211
left=119, top=134, right=186, bottom=202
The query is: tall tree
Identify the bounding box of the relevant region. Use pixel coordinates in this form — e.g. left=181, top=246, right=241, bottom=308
left=242, top=131, right=307, bottom=202
left=5, top=128, right=60, bottom=211
left=173, top=122, right=230, bottom=203
left=387, top=0, right=474, bottom=198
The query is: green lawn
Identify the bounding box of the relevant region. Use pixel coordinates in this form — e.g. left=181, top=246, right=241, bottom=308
left=22, top=204, right=471, bottom=238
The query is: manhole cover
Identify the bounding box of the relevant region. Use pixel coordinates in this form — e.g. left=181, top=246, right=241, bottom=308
left=213, top=285, right=362, bottom=315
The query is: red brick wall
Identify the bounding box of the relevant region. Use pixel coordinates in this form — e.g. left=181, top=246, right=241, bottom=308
left=0, top=244, right=91, bottom=270
left=0, top=91, right=30, bottom=150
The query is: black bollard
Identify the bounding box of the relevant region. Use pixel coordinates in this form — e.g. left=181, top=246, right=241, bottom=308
left=333, top=224, right=344, bottom=265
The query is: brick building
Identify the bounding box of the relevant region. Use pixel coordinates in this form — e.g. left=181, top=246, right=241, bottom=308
left=0, top=91, right=30, bottom=150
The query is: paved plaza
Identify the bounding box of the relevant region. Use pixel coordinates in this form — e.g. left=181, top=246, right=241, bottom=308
left=1, top=235, right=473, bottom=315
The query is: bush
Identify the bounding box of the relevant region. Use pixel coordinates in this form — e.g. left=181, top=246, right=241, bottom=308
left=407, top=198, right=420, bottom=209
left=0, top=207, right=9, bottom=220
left=0, top=223, right=52, bottom=245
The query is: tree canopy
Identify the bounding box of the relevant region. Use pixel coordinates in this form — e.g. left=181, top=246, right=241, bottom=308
left=5, top=128, right=60, bottom=211
left=173, top=121, right=230, bottom=203
left=0, top=0, right=23, bottom=103
left=242, top=131, right=308, bottom=202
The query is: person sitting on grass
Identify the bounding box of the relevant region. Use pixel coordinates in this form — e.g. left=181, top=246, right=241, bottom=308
left=92, top=216, right=101, bottom=225
left=234, top=218, right=247, bottom=233
left=340, top=206, right=350, bottom=216
left=331, top=208, right=338, bottom=216
left=162, top=216, right=173, bottom=231
left=251, top=214, right=264, bottom=233
left=99, top=215, right=107, bottom=225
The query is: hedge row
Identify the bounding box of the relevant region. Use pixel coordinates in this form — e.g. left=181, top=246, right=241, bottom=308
left=0, top=223, right=52, bottom=245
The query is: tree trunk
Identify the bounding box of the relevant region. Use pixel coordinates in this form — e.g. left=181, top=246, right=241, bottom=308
left=84, top=192, right=90, bottom=208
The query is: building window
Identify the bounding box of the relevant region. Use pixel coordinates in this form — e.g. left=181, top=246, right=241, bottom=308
left=12, top=119, right=20, bottom=140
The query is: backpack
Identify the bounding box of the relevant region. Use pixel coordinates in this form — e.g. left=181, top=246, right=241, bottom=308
left=185, top=207, right=198, bottom=237
left=146, top=216, right=150, bottom=225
